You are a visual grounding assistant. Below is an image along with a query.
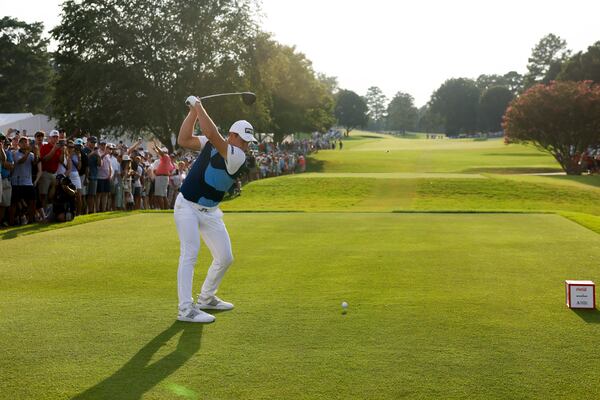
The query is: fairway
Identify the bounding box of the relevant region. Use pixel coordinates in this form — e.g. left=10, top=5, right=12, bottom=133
left=308, top=132, right=561, bottom=174
left=3, top=213, right=600, bottom=399
left=4, top=132, right=600, bottom=399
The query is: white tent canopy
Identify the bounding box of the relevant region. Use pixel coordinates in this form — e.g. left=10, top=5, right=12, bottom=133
left=0, top=113, right=58, bottom=135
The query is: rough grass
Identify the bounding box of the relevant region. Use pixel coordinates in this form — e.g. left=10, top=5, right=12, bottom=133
left=3, top=213, right=600, bottom=399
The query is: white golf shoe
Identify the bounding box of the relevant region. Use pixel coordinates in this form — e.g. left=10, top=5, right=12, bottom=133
left=197, top=296, right=234, bottom=311
left=177, top=305, right=215, bottom=323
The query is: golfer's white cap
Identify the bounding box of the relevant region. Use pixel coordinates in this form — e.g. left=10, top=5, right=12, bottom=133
left=49, top=130, right=59, bottom=137
left=229, top=120, right=257, bottom=143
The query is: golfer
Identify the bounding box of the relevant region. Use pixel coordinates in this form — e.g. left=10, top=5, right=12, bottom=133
left=174, top=95, right=257, bottom=323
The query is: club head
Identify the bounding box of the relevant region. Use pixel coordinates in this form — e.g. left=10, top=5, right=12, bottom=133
left=241, top=92, right=257, bottom=106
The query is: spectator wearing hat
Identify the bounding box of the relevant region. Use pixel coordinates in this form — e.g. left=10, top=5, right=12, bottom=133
left=152, top=140, right=175, bottom=210
left=83, top=136, right=99, bottom=213
left=39, top=130, right=63, bottom=210
left=9, top=137, right=36, bottom=225
left=96, top=140, right=112, bottom=212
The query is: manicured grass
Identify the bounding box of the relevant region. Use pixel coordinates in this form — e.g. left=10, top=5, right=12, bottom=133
left=3, top=130, right=600, bottom=399
left=222, top=175, right=600, bottom=216
left=3, top=213, right=600, bottom=399
left=312, top=131, right=561, bottom=174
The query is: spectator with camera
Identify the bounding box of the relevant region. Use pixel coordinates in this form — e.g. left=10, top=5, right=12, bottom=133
left=64, top=139, right=83, bottom=215
left=152, top=140, right=175, bottom=210
left=52, top=174, right=77, bottom=222
left=39, top=130, right=64, bottom=211
left=95, top=140, right=112, bottom=212
left=9, top=137, right=36, bottom=225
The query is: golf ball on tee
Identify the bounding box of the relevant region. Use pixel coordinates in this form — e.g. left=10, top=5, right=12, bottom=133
left=341, top=301, right=348, bottom=309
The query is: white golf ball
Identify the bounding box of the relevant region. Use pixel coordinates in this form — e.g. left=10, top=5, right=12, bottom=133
left=341, top=301, right=348, bottom=309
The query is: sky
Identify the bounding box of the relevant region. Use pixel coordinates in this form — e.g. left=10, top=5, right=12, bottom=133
left=2, top=0, right=600, bottom=107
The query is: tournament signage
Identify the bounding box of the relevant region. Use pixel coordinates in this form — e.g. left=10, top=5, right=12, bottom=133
left=565, top=280, right=596, bottom=309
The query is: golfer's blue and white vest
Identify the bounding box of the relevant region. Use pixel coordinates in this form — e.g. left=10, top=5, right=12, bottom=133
left=180, top=142, right=244, bottom=207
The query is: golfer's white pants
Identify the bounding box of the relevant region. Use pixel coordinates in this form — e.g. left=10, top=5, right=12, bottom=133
left=174, top=193, right=233, bottom=308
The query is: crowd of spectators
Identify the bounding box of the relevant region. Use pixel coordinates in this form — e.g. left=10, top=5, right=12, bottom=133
left=0, top=128, right=342, bottom=227
left=572, top=146, right=600, bottom=174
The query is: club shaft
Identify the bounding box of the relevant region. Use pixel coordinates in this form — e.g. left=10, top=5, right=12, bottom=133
left=199, top=92, right=245, bottom=100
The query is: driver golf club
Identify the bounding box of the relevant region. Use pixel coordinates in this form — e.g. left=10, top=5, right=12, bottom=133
left=187, top=92, right=257, bottom=106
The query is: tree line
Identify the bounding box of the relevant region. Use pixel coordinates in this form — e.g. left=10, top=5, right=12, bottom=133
left=336, top=34, right=600, bottom=137
left=1, top=6, right=599, bottom=150
left=0, top=1, right=335, bottom=148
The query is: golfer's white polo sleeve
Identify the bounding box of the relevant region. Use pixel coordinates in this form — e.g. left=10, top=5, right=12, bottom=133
left=199, top=136, right=209, bottom=149
left=225, top=145, right=246, bottom=175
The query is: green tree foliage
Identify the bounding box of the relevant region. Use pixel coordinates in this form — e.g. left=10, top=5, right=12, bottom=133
left=429, top=78, right=480, bottom=136
left=317, top=73, right=339, bottom=95
left=524, top=33, right=571, bottom=88
left=503, top=71, right=525, bottom=94
left=247, top=34, right=335, bottom=142
left=476, top=71, right=523, bottom=95
left=478, top=86, right=514, bottom=132
left=52, top=0, right=261, bottom=147
left=364, top=86, right=387, bottom=131
left=386, top=91, right=418, bottom=133
left=334, top=89, right=368, bottom=135
left=0, top=17, right=53, bottom=114
left=558, top=41, right=600, bottom=83
left=416, top=105, right=444, bottom=133
left=503, top=81, right=600, bottom=175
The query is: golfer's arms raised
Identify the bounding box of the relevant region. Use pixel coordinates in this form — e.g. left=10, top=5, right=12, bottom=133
left=177, top=110, right=203, bottom=151
left=192, top=102, right=229, bottom=159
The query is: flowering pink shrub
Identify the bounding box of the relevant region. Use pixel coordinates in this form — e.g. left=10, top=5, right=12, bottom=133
left=503, top=81, right=600, bottom=174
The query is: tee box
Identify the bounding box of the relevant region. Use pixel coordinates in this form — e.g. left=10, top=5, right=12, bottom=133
left=565, top=280, right=596, bottom=309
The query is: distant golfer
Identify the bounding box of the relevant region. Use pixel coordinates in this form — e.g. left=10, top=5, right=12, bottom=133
left=174, top=95, right=257, bottom=323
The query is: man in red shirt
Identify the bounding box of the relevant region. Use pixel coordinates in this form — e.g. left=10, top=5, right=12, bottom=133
left=39, top=130, right=63, bottom=209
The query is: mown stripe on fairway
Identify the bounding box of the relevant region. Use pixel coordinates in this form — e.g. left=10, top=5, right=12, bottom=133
left=287, top=172, right=486, bottom=179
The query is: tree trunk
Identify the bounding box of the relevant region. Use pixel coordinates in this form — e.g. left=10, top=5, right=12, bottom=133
left=563, top=159, right=583, bottom=175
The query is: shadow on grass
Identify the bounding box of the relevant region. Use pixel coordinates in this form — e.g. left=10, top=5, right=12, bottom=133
left=462, top=167, right=563, bottom=174
left=0, top=212, right=136, bottom=241
left=482, top=152, right=549, bottom=157
left=572, top=308, right=600, bottom=324
left=306, top=157, right=326, bottom=173
left=546, top=175, right=600, bottom=189
left=72, top=322, right=204, bottom=400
